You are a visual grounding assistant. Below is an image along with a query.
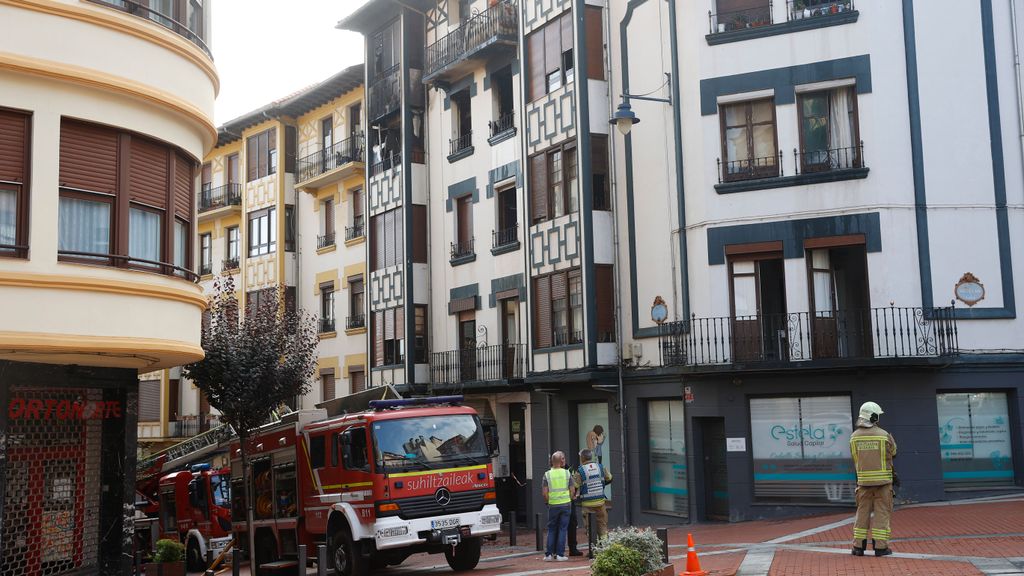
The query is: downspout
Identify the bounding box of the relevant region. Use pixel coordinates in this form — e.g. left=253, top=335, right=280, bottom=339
left=667, top=0, right=688, bottom=323
left=1010, top=0, right=1024, bottom=166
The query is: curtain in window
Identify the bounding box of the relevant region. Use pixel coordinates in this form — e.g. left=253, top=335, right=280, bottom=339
left=59, top=196, right=110, bottom=255
left=828, top=87, right=854, bottom=165
left=129, top=207, right=161, bottom=264
left=811, top=249, right=835, bottom=316
left=0, top=188, right=15, bottom=245
left=174, top=220, right=187, bottom=269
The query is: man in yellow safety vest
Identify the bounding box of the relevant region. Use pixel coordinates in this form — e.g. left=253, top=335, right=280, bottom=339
left=850, top=401, right=897, bottom=557
left=542, top=451, right=576, bottom=561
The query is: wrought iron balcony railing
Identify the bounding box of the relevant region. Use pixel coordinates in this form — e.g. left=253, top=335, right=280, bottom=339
left=492, top=224, right=518, bottom=249
left=430, top=343, right=526, bottom=386
left=317, top=232, right=335, bottom=250
left=795, top=142, right=864, bottom=174
left=346, top=314, right=366, bottom=330
left=788, top=0, right=855, bottom=22
left=86, top=0, right=211, bottom=57
left=425, top=0, right=518, bottom=79
left=659, top=306, right=958, bottom=368
left=222, top=257, right=239, bottom=271
left=489, top=111, right=515, bottom=138
left=198, top=183, right=242, bottom=212
left=345, top=217, right=365, bottom=241
left=369, top=63, right=401, bottom=122
left=449, top=131, right=473, bottom=157
left=370, top=151, right=401, bottom=177
left=319, top=317, right=336, bottom=334
left=296, top=135, right=364, bottom=182
left=709, top=2, right=773, bottom=34
left=451, top=237, right=475, bottom=261
left=718, top=152, right=783, bottom=183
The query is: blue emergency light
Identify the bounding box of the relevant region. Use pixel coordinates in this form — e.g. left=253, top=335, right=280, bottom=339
left=190, top=463, right=212, bottom=472
left=368, top=395, right=464, bottom=410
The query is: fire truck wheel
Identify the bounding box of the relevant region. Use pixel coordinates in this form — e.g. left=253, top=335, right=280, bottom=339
left=185, top=538, right=204, bottom=572
left=444, top=537, right=482, bottom=572
left=329, top=526, right=367, bottom=576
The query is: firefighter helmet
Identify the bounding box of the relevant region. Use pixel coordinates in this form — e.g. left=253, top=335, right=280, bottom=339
left=859, top=401, right=884, bottom=421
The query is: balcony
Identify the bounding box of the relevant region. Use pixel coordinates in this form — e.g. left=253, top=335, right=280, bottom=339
left=708, top=2, right=773, bottom=34
left=788, top=0, right=855, bottom=22
left=659, top=306, right=958, bottom=372
left=166, top=414, right=220, bottom=438
left=346, top=314, right=366, bottom=330
left=424, top=0, right=519, bottom=83
left=86, top=0, right=211, bottom=57
left=199, top=262, right=212, bottom=276
left=222, top=257, right=239, bottom=272
left=369, top=63, right=400, bottom=122
left=317, top=232, right=336, bottom=250
left=319, top=317, right=336, bottom=334
left=707, top=0, right=857, bottom=45
left=198, top=183, right=241, bottom=217
left=430, top=343, right=526, bottom=390
left=345, top=218, right=365, bottom=241
left=491, top=224, right=519, bottom=255
left=715, top=143, right=867, bottom=194
left=450, top=237, right=476, bottom=265
left=448, top=131, right=474, bottom=162
left=296, top=135, right=365, bottom=189
left=488, top=111, right=516, bottom=145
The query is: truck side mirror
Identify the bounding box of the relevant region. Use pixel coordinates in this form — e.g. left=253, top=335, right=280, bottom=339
left=483, top=420, right=500, bottom=458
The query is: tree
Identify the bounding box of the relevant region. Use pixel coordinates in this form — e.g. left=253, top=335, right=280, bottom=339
left=183, top=276, right=318, bottom=571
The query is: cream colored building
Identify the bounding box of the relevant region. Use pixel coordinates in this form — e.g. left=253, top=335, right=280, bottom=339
left=0, top=0, right=215, bottom=572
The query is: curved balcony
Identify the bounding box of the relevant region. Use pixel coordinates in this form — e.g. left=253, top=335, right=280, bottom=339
left=86, top=0, right=211, bottom=57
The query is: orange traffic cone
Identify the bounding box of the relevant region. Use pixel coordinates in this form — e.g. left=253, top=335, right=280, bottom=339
left=680, top=533, right=708, bottom=576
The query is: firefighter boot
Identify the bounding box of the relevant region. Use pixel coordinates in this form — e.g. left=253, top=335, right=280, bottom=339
left=873, top=540, right=892, bottom=557
left=852, top=540, right=866, bottom=556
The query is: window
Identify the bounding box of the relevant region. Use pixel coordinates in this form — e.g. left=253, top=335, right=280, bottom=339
left=533, top=268, right=582, bottom=348
left=414, top=305, right=428, bottom=363
left=349, top=103, right=362, bottom=138
left=225, top=226, right=239, bottom=264
left=246, top=288, right=275, bottom=316
left=453, top=194, right=474, bottom=259
left=713, top=0, right=772, bottom=31
left=526, top=11, right=574, bottom=101
left=284, top=205, right=295, bottom=252
left=322, top=198, right=335, bottom=236
left=450, top=89, right=472, bottom=156
left=341, top=427, right=369, bottom=471
left=530, top=142, right=578, bottom=223
left=247, top=207, right=276, bottom=256
left=495, top=186, right=518, bottom=248
left=591, top=134, right=610, bottom=211
left=321, top=116, right=333, bottom=153
left=647, top=399, right=687, bottom=516
left=59, top=194, right=112, bottom=258
left=595, top=264, right=615, bottom=342
left=458, top=0, right=472, bottom=23
left=719, top=98, right=778, bottom=182
left=349, top=276, right=365, bottom=328
left=805, top=243, right=870, bottom=360
left=200, top=233, right=212, bottom=274
left=750, top=395, right=854, bottom=503
left=798, top=86, right=860, bottom=172
left=321, top=369, right=336, bottom=402
left=491, top=66, right=515, bottom=137
left=320, top=283, right=335, bottom=332
left=372, top=307, right=404, bottom=366
left=226, top=153, right=239, bottom=185
left=309, top=435, right=326, bottom=468
left=370, top=208, right=402, bottom=270
left=728, top=250, right=786, bottom=362
left=584, top=6, right=605, bottom=81
left=937, top=392, right=1015, bottom=488
left=173, top=218, right=188, bottom=274
left=349, top=366, right=366, bottom=394
left=246, top=127, right=277, bottom=182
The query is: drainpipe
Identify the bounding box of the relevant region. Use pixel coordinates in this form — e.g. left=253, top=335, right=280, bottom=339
left=1010, top=0, right=1024, bottom=169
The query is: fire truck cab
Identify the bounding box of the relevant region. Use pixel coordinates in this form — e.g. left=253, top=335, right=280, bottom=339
left=232, top=396, right=502, bottom=575
left=157, top=464, right=233, bottom=571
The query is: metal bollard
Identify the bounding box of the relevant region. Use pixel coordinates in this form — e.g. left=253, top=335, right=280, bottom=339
left=206, top=548, right=214, bottom=569
left=297, top=544, right=307, bottom=576
left=657, top=528, right=669, bottom=565
left=587, top=512, right=595, bottom=559
left=232, top=548, right=241, bottom=576
left=509, top=510, right=517, bottom=547
left=535, top=513, right=542, bottom=551
left=317, top=544, right=328, bottom=576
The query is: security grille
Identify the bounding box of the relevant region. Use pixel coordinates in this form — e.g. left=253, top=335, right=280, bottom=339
left=2, top=387, right=103, bottom=576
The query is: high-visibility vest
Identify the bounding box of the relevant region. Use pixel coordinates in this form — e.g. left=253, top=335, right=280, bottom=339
left=545, top=468, right=571, bottom=506
left=578, top=463, right=606, bottom=507
left=850, top=427, right=894, bottom=486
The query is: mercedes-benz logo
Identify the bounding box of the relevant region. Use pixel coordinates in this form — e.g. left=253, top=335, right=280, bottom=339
left=435, top=487, right=452, bottom=507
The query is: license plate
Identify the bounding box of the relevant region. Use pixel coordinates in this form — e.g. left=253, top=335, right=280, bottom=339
left=431, top=517, right=460, bottom=530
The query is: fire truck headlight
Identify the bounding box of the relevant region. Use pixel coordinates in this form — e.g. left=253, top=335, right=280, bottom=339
left=481, top=514, right=502, bottom=525
left=377, top=526, right=409, bottom=539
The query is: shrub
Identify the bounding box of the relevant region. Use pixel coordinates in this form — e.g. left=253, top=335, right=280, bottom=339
left=593, top=527, right=665, bottom=574
left=153, top=539, right=185, bottom=563
left=591, top=543, right=646, bottom=576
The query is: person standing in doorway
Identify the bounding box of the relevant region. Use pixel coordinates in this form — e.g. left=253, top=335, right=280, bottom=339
left=586, top=425, right=605, bottom=465
left=850, top=401, right=897, bottom=557
left=542, top=451, right=575, bottom=561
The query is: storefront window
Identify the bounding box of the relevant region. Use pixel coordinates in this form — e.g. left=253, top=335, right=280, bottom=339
left=577, top=402, right=611, bottom=500
left=750, top=395, right=854, bottom=503
left=647, top=400, right=687, bottom=517
left=937, top=392, right=1015, bottom=487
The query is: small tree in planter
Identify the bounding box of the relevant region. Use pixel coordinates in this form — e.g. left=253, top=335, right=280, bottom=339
left=146, top=539, right=185, bottom=576
left=593, top=527, right=668, bottom=576
left=183, top=276, right=319, bottom=571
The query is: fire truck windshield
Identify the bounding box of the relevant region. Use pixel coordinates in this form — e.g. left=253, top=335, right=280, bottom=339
left=210, top=473, right=230, bottom=508
left=373, top=414, right=488, bottom=473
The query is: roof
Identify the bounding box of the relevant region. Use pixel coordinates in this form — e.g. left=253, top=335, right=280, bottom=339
left=215, top=63, right=366, bottom=148
left=336, top=0, right=432, bottom=33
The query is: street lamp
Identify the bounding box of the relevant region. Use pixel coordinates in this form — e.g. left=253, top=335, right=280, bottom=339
left=610, top=101, right=639, bottom=135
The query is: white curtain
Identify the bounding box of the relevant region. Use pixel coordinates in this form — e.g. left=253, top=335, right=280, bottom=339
left=829, top=87, right=854, bottom=166
left=58, top=196, right=110, bottom=255
left=0, top=188, right=16, bottom=245
left=174, top=220, right=187, bottom=268
left=129, top=207, right=161, bottom=263
left=811, top=249, right=835, bottom=315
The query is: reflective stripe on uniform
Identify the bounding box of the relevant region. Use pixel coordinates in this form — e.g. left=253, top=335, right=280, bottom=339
left=545, top=468, right=572, bottom=506
left=579, top=463, right=606, bottom=506
left=851, top=435, right=893, bottom=484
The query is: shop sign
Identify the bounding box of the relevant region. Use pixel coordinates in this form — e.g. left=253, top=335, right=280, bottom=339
left=683, top=386, right=694, bottom=404
left=726, top=437, right=746, bottom=452
left=8, top=398, right=123, bottom=420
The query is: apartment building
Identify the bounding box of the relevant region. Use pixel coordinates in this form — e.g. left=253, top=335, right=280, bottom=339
left=337, top=0, right=1024, bottom=527
left=0, top=0, right=215, bottom=572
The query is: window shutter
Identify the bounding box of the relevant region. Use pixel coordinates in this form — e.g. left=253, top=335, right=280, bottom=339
left=138, top=379, right=160, bottom=422
left=596, top=265, right=615, bottom=341
left=591, top=134, right=609, bottom=210
left=534, top=275, right=552, bottom=348
left=59, top=120, right=118, bottom=193
left=527, top=30, right=545, bottom=101
left=0, top=110, right=28, bottom=183
left=374, top=310, right=385, bottom=366
left=384, top=209, right=395, bottom=267
left=384, top=307, right=395, bottom=340
left=285, top=125, right=297, bottom=173
left=412, top=204, right=427, bottom=263
left=352, top=189, right=363, bottom=217
left=394, top=209, right=404, bottom=264
left=530, top=153, right=548, bottom=222
left=129, top=136, right=169, bottom=208
left=544, top=20, right=561, bottom=78
left=585, top=6, right=604, bottom=80
left=174, top=152, right=193, bottom=218
left=350, top=369, right=365, bottom=394
left=247, top=135, right=258, bottom=181
left=395, top=306, right=405, bottom=340
left=373, top=213, right=385, bottom=269
left=325, top=199, right=335, bottom=236
left=322, top=372, right=336, bottom=401
left=560, top=12, right=573, bottom=56
left=457, top=196, right=472, bottom=244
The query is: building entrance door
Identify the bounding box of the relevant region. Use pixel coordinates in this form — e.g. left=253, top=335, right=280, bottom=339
left=697, top=417, right=729, bottom=520
left=507, top=403, right=528, bottom=524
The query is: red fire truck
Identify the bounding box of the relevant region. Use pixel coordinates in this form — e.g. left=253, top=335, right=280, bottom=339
left=230, top=396, right=502, bottom=575
left=155, top=464, right=234, bottom=571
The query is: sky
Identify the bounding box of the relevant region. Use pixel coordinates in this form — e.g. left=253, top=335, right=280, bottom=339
left=210, top=0, right=370, bottom=125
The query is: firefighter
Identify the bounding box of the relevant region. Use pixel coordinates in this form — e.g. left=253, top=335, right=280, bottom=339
left=573, top=448, right=612, bottom=541
left=850, top=401, right=897, bottom=557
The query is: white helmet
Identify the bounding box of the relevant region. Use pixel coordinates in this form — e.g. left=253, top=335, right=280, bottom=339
left=859, top=401, right=884, bottom=421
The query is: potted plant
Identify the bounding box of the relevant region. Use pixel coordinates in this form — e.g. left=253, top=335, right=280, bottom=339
left=794, top=0, right=808, bottom=19
left=145, top=539, right=186, bottom=576
left=593, top=527, right=673, bottom=576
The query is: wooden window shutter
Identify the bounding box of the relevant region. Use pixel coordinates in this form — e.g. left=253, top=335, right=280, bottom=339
left=373, top=310, right=385, bottom=366
left=383, top=209, right=395, bottom=267
left=551, top=270, right=567, bottom=300
left=544, top=20, right=561, bottom=77
left=285, top=125, right=297, bottom=173
left=457, top=196, right=472, bottom=244
left=412, top=204, right=427, bottom=263
left=394, top=209, right=404, bottom=264
left=138, top=379, right=160, bottom=422
left=174, top=152, right=193, bottom=218
left=534, top=275, right=552, bottom=348
left=325, top=199, right=335, bottom=236
left=560, top=12, right=573, bottom=56
left=352, top=189, right=363, bottom=217
left=372, top=213, right=385, bottom=269
left=350, top=369, right=365, bottom=394
left=596, top=265, right=615, bottom=341
left=384, top=307, right=395, bottom=340
left=59, top=120, right=118, bottom=193
left=322, top=372, right=336, bottom=401
left=529, top=153, right=547, bottom=222
left=246, top=135, right=258, bottom=181
left=129, top=136, right=169, bottom=208
left=395, top=306, right=405, bottom=340
left=527, top=30, right=545, bottom=101
left=0, top=110, right=28, bottom=183
left=585, top=6, right=604, bottom=80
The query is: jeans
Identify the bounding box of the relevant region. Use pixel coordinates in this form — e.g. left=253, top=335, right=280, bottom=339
left=545, top=505, right=571, bottom=557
